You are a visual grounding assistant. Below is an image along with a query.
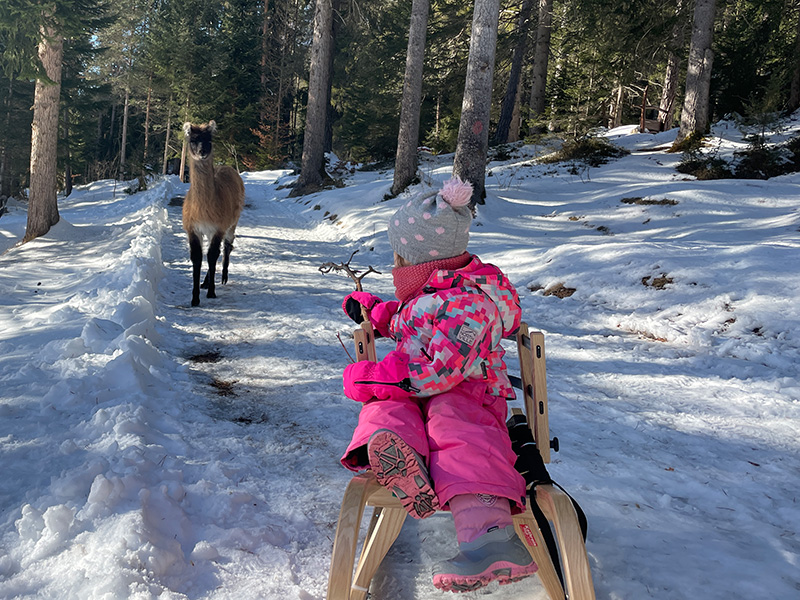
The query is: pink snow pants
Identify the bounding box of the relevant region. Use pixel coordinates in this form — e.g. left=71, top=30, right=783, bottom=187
left=341, top=379, right=527, bottom=513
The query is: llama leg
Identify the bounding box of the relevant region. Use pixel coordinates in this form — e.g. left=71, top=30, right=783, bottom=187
left=205, top=233, right=223, bottom=299
left=221, top=239, right=234, bottom=284
left=189, top=232, right=203, bottom=307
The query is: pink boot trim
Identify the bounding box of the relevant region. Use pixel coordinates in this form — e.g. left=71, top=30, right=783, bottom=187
left=368, top=429, right=440, bottom=519
left=432, top=558, right=539, bottom=593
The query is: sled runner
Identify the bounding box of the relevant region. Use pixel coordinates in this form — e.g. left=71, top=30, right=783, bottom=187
left=326, top=321, right=596, bottom=600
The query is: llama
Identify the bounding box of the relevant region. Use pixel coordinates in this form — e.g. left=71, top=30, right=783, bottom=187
left=182, top=120, right=245, bottom=307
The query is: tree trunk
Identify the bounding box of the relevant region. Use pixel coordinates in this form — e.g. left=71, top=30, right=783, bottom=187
left=610, top=82, right=624, bottom=128
left=391, top=0, right=430, bottom=197
left=529, top=0, right=553, bottom=128
left=0, top=78, right=12, bottom=198
left=291, top=0, right=334, bottom=196
left=162, top=96, right=172, bottom=175
left=120, top=84, right=130, bottom=179
left=453, top=0, right=501, bottom=206
left=789, top=7, right=800, bottom=111
left=63, top=103, right=72, bottom=197
left=508, top=77, right=523, bottom=142
left=659, top=0, right=686, bottom=131
left=25, top=27, right=63, bottom=243
left=494, top=0, right=533, bottom=146
left=143, top=73, right=152, bottom=170
left=179, top=96, right=190, bottom=182
left=675, top=0, right=717, bottom=145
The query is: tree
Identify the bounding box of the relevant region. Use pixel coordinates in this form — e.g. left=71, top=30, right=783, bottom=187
left=528, top=0, right=553, bottom=130
left=291, top=0, right=335, bottom=196
left=25, top=19, right=65, bottom=242
left=675, top=0, right=717, bottom=145
left=658, top=0, right=687, bottom=131
left=494, top=0, right=534, bottom=145
left=791, top=5, right=800, bottom=111
left=391, top=0, right=431, bottom=196
left=452, top=0, right=501, bottom=206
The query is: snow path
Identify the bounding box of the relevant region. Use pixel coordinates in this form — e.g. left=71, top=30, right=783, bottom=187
left=1, top=119, right=799, bottom=599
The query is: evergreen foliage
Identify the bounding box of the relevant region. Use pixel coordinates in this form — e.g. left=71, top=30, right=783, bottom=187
left=0, top=0, right=798, bottom=196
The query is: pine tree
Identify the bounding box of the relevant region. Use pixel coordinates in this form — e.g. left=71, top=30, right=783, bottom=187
left=292, top=0, right=335, bottom=196
left=675, top=0, right=717, bottom=144
left=392, top=0, right=430, bottom=196
left=453, top=0, right=501, bottom=205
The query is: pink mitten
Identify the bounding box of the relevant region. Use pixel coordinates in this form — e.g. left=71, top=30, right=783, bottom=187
left=342, top=291, right=382, bottom=323
left=343, top=351, right=418, bottom=403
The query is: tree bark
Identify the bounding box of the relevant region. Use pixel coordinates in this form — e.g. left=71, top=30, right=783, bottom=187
left=675, top=0, right=717, bottom=145
left=63, top=102, right=72, bottom=197
left=143, top=73, right=152, bottom=170
left=25, top=27, right=63, bottom=242
left=789, top=6, right=800, bottom=112
left=528, top=0, right=553, bottom=128
left=120, top=84, right=130, bottom=179
left=162, top=96, right=172, bottom=175
left=0, top=78, right=12, bottom=198
left=391, top=0, right=430, bottom=197
left=453, top=0, right=501, bottom=206
left=658, top=0, right=686, bottom=131
left=494, top=0, right=533, bottom=146
left=291, top=0, right=334, bottom=196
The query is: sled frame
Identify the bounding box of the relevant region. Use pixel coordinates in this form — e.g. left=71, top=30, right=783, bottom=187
left=326, top=321, right=596, bottom=600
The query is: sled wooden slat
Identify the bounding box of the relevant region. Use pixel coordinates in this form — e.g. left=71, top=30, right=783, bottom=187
left=326, top=322, right=596, bottom=600
left=536, top=485, right=597, bottom=600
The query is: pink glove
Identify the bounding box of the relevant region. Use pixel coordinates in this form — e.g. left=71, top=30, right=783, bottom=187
left=342, top=292, right=398, bottom=338
left=342, top=291, right=381, bottom=323
left=343, top=351, right=419, bottom=403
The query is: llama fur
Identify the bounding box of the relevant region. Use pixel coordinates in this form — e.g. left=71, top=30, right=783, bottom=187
left=182, top=120, right=245, bottom=307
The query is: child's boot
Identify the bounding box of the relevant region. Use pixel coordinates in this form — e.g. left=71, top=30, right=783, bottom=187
left=368, top=429, right=439, bottom=519
left=432, top=525, right=538, bottom=592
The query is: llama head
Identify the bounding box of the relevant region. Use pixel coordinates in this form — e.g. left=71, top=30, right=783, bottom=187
left=184, top=121, right=217, bottom=161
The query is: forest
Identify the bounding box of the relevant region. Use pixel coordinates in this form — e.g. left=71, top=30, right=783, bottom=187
left=1, top=0, right=799, bottom=212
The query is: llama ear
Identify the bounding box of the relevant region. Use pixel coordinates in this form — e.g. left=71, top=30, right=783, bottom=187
left=207, top=120, right=217, bottom=134
left=183, top=122, right=192, bottom=137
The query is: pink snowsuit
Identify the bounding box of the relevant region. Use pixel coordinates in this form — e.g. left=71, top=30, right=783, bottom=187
left=341, top=255, right=527, bottom=512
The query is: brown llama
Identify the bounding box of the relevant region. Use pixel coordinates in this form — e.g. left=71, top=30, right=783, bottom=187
left=182, top=120, right=245, bottom=307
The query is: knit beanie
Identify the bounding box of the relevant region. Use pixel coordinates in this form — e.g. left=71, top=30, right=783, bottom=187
left=388, top=177, right=473, bottom=265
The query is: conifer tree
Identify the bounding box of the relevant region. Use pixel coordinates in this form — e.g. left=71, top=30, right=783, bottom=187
left=453, top=0, right=501, bottom=206
left=392, top=0, right=430, bottom=196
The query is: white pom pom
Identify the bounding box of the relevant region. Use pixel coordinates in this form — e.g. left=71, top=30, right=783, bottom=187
left=439, top=177, right=473, bottom=207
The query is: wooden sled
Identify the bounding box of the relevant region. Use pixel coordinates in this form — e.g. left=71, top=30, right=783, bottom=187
left=327, top=322, right=596, bottom=600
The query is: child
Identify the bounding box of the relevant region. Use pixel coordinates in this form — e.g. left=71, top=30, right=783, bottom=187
left=339, top=177, right=538, bottom=592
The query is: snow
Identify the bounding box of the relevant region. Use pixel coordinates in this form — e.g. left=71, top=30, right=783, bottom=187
left=1, top=116, right=800, bottom=600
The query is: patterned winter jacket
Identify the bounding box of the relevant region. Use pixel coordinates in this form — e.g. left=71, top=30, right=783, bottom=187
left=388, top=255, right=521, bottom=399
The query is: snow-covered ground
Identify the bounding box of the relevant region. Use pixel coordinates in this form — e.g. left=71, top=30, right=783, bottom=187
left=1, top=118, right=799, bottom=599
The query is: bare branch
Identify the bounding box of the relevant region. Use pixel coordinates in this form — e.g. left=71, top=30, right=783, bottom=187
left=319, top=250, right=381, bottom=292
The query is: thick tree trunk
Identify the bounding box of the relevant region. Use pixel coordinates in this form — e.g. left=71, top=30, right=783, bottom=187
left=675, top=0, right=717, bottom=145
left=789, top=7, right=800, bottom=111
left=508, top=77, right=523, bottom=141
left=25, top=28, right=63, bottom=243
left=659, top=0, right=686, bottom=131
left=494, top=0, right=533, bottom=146
left=291, top=0, right=334, bottom=196
left=529, top=0, right=553, bottom=127
left=391, top=0, right=430, bottom=197
left=453, top=0, right=501, bottom=206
